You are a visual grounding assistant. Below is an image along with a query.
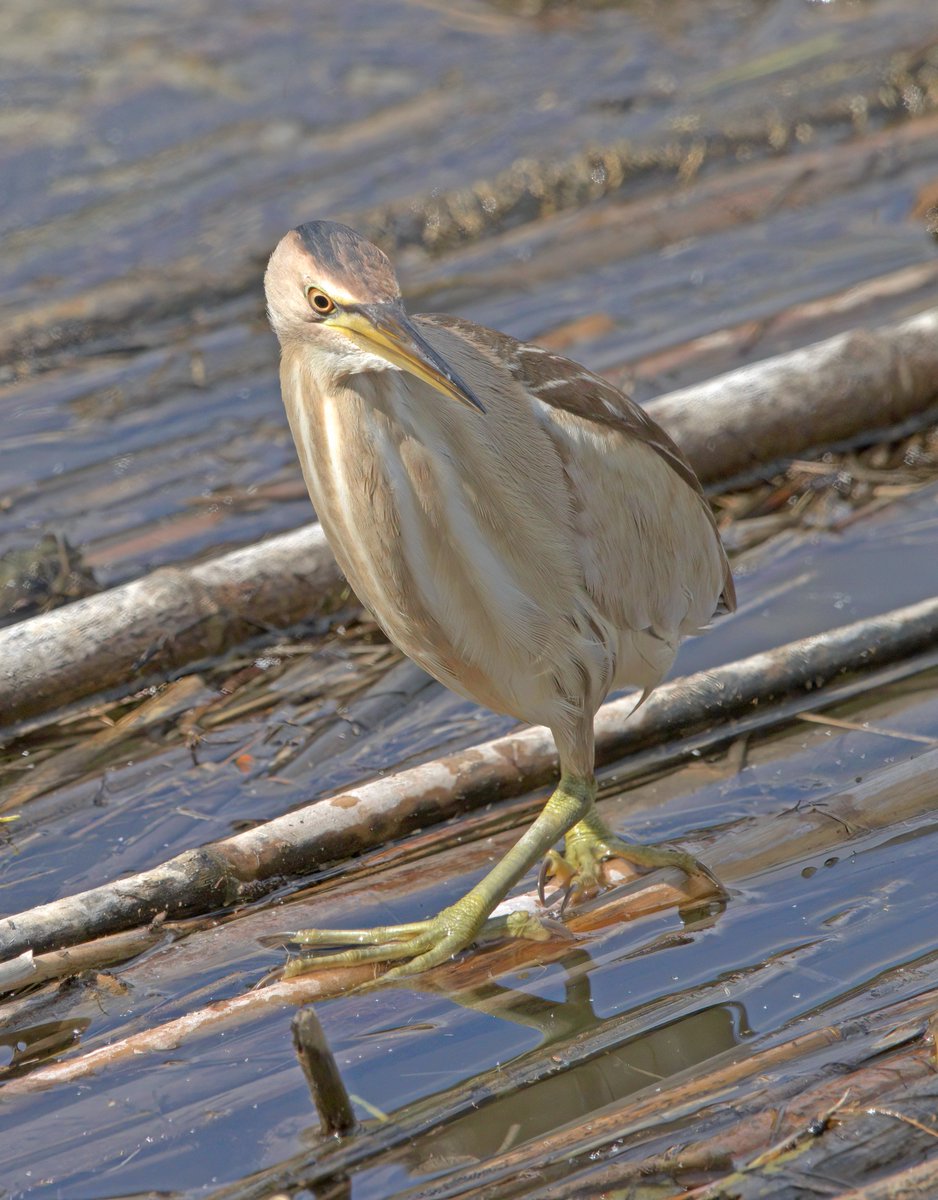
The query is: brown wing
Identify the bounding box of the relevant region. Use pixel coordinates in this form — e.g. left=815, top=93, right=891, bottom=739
left=419, top=312, right=736, bottom=617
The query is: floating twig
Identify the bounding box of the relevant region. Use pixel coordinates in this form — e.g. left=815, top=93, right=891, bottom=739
left=291, top=1008, right=358, bottom=1139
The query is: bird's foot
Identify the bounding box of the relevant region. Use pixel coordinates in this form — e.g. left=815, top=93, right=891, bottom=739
left=283, top=903, right=555, bottom=981
left=538, top=818, right=723, bottom=912
left=282, top=771, right=596, bottom=981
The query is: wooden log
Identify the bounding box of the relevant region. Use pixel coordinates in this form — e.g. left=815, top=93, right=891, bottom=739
left=0, top=524, right=347, bottom=726
left=2, top=307, right=938, bottom=728
left=648, top=308, right=938, bottom=487
left=8, top=738, right=938, bottom=1098
left=1, top=595, right=937, bottom=965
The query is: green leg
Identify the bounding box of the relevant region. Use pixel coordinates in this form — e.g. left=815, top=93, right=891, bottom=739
left=541, top=808, right=723, bottom=904
left=284, top=772, right=595, bottom=980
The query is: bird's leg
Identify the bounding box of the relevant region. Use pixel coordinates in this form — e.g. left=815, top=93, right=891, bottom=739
left=540, top=807, right=723, bottom=906
left=284, top=772, right=595, bottom=980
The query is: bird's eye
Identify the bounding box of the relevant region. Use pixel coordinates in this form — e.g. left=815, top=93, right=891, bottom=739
left=306, top=287, right=335, bottom=316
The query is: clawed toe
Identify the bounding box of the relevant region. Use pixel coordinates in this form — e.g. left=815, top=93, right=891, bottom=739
left=605, top=839, right=726, bottom=899
left=281, top=897, right=578, bottom=981
left=280, top=899, right=524, bottom=979
left=537, top=824, right=724, bottom=919
left=284, top=926, right=459, bottom=978
left=537, top=847, right=598, bottom=914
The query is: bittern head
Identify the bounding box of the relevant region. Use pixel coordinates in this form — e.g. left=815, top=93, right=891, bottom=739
left=265, top=220, right=484, bottom=412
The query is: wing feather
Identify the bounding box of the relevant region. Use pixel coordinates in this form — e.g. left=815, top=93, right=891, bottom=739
left=419, top=313, right=736, bottom=627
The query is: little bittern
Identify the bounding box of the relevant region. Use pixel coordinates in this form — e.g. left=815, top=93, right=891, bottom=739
left=265, top=220, right=735, bottom=978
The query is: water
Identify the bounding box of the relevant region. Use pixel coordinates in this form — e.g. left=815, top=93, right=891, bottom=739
left=3, top=1, right=938, bottom=1196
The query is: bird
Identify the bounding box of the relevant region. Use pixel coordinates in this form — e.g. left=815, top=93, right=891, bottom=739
left=264, top=219, right=735, bottom=979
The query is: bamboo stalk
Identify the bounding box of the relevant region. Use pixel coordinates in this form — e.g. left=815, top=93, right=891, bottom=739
left=2, top=596, right=938, bottom=964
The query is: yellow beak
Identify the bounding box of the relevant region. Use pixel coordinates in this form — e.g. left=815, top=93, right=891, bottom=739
left=326, top=305, right=486, bottom=413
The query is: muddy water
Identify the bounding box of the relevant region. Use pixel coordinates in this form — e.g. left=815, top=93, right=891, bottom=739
left=3, top=0, right=938, bottom=1197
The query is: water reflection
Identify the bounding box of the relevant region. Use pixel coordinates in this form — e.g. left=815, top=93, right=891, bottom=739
left=406, top=1000, right=748, bottom=1175
left=0, top=1018, right=91, bottom=1078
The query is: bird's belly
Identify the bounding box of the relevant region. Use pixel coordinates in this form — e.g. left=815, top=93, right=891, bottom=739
left=322, top=501, right=578, bottom=727
left=289, top=393, right=602, bottom=728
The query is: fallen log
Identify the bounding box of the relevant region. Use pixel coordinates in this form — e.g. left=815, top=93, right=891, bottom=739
left=648, top=308, right=938, bottom=487
left=2, top=595, right=937, bottom=963
left=2, top=308, right=937, bottom=728
left=0, top=524, right=347, bottom=726
left=6, top=740, right=938, bottom=1096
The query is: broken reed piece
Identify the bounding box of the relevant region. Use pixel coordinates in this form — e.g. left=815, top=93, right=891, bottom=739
left=291, top=1007, right=358, bottom=1139
left=1, top=307, right=937, bottom=728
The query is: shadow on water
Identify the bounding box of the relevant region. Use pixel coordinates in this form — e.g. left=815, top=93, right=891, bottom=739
left=382, top=982, right=750, bottom=1177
